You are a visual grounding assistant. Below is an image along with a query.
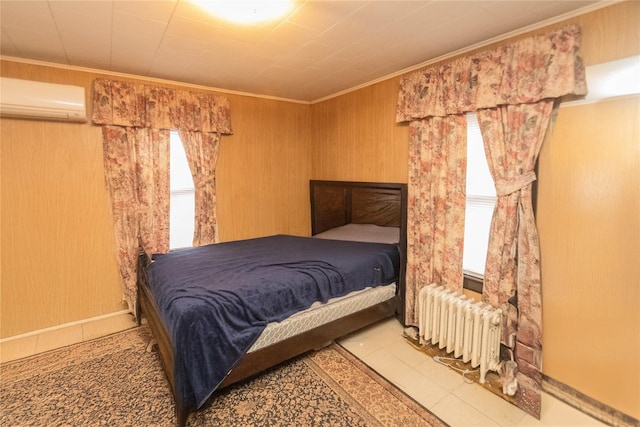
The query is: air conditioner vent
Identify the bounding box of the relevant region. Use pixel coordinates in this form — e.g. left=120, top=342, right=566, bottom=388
left=0, top=77, right=87, bottom=123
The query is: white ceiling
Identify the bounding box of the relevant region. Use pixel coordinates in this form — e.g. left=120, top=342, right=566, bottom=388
left=1, top=0, right=606, bottom=103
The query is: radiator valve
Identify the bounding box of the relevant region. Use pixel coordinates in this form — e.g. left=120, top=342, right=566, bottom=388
left=500, top=359, right=518, bottom=396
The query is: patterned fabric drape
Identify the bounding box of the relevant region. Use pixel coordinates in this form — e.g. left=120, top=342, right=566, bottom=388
left=93, top=78, right=232, bottom=314
left=396, top=25, right=587, bottom=419
left=179, top=130, right=221, bottom=246
left=477, top=101, right=555, bottom=406
left=92, top=79, right=232, bottom=134
left=101, top=126, right=170, bottom=312
left=405, top=115, right=467, bottom=323
left=396, top=25, right=586, bottom=120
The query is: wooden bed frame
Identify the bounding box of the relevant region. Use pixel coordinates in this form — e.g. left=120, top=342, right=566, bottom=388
left=136, top=180, right=407, bottom=427
left=310, top=180, right=408, bottom=320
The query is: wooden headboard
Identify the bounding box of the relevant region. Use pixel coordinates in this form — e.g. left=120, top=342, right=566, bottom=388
left=310, top=180, right=407, bottom=235
left=310, top=180, right=408, bottom=323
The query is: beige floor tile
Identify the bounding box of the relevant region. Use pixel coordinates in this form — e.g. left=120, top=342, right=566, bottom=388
left=0, top=335, right=38, bottom=363
left=414, top=355, right=468, bottom=392
left=393, top=372, right=451, bottom=410
left=514, top=413, right=547, bottom=427
left=82, top=313, right=137, bottom=341
left=349, top=318, right=611, bottom=427
left=362, top=347, right=450, bottom=408
left=358, top=346, right=403, bottom=374
left=431, top=393, right=501, bottom=426
left=451, top=380, right=527, bottom=426
left=350, top=317, right=404, bottom=344
left=339, top=334, right=387, bottom=359
left=384, top=337, right=433, bottom=368
left=369, top=316, right=403, bottom=331
left=515, top=414, right=559, bottom=427
left=35, top=324, right=83, bottom=354
left=536, top=392, right=607, bottom=426
left=338, top=319, right=399, bottom=358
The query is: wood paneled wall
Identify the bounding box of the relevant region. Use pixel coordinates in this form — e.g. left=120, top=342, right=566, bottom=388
left=217, top=95, right=312, bottom=242
left=310, top=1, right=639, bottom=420
left=311, top=80, right=408, bottom=183
left=1, top=0, right=638, bottom=420
left=1, top=116, right=126, bottom=335
left=0, top=62, right=312, bottom=338
left=538, top=95, right=639, bottom=418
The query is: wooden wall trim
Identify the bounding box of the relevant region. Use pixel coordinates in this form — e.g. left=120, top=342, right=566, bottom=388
left=543, top=375, right=639, bottom=427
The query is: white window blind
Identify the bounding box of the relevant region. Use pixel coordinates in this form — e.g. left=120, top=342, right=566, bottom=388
left=169, top=131, right=195, bottom=249
left=463, top=113, right=496, bottom=276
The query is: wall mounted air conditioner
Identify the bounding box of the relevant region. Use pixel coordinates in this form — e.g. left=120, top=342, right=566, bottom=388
left=0, top=77, right=87, bottom=123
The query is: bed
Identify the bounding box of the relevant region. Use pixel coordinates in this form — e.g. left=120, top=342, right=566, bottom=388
left=136, top=180, right=408, bottom=427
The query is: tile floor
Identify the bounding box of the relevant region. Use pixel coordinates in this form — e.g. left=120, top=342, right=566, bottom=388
left=338, top=318, right=607, bottom=427
left=1, top=314, right=607, bottom=426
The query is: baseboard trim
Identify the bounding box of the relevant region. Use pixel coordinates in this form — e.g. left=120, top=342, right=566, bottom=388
left=0, top=309, right=132, bottom=344
left=542, top=374, right=638, bottom=427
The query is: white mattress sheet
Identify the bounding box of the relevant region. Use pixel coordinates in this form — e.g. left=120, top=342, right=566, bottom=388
left=313, top=223, right=400, bottom=244
left=248, top=283, right=396, bottom=352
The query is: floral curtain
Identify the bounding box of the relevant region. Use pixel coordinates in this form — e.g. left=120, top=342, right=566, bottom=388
left=405, top=115, right=467, bottom=323
left=93, top=78, right=232, bottom=314
left=477, top=101, right=556, bottom=406
left=179, top=130, right=221, bottom=246
left=396, top=25, right=587, bottom=419
left=92, top=79, right=232, bottom=134
left=396, top=26, right=587, bottom=121
left=101, top=126, right=170, bottom=312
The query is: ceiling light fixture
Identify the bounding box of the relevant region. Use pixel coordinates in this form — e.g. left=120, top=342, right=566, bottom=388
left=190, top=0, right=294, bottom=25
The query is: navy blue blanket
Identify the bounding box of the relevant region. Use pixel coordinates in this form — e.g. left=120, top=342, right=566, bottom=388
left=147, top=234, right=400, bottom=410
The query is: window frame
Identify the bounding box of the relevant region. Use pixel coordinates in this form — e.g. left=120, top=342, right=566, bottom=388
left=169, top=130, right=196, bottom=250
left=462, top=157, right=540, bottom=294
left=462, top=112, right=495, bottom=292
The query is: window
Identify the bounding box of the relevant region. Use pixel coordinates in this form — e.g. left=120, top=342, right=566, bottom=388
left=169, top=131, right=195, bottom=249
left=462, top=113, right=496, bottom=281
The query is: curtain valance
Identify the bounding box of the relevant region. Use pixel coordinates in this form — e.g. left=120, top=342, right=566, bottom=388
left=396, top=25, right=587, bottom=121
left=92, top=78, right=233, bottom=134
